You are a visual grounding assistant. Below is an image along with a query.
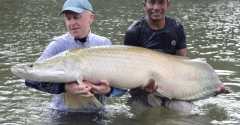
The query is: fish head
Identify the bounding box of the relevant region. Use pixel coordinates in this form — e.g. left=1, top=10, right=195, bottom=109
left=11, top=58, right=80, bottom=83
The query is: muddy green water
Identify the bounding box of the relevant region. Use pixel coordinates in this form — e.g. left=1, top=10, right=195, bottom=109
left=1, top=0, right=240, bottom=125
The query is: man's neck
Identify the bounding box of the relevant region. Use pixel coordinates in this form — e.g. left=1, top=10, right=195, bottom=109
left=146, top=17, right=166, bottom=30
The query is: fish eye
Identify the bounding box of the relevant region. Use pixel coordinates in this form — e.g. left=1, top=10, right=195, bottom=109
left=29, top=64, right=33, bottom=67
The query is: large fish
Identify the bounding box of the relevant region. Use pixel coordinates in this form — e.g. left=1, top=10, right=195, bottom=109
left=11, top=45, right=228, bottom=109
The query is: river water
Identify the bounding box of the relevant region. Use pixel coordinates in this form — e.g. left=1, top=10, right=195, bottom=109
left=0, top=0, right=240, bottom=125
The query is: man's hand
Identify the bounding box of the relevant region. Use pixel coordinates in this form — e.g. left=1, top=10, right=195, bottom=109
left=65, top=80, right=111, bottom=97
left=144, top=80, right=158, bottom=93
left=65, top=81, right=93, bottom=97
left=87, top=80, right=111, bottom=95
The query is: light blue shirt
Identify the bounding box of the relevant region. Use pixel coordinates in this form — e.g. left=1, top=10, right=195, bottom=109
left=38, top=32, right=111, bottom=61
left=31, top=32, right=126, bottom=112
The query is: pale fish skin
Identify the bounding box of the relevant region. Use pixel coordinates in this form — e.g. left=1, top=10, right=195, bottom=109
left=11, top=45, right=226, bottom=109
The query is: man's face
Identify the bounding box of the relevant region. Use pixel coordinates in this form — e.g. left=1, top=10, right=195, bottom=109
left=144, top=0, right=169, bottom=21
left=64, top=11, right=95, bottom=38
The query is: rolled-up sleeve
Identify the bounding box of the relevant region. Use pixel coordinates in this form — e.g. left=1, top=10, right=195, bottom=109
left=25, top=80, right=65, bottom=94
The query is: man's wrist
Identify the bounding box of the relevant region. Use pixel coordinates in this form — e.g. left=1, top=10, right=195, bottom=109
left=105, top=87, right=113, bottom=97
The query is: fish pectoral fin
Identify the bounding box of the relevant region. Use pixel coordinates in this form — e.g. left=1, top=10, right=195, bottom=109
left=77, top=79, right=82, bottom=84
left=76, top=76, right=83, bottom=84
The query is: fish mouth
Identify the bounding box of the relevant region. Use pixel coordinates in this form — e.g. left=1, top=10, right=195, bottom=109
left=10, top=63, right=33, bottom=78
left=11, top=63, right=68, bottom=82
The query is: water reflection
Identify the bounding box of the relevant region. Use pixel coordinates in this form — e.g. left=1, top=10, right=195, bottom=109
left=174, top=0, right=240, bottom=62
left=0, top=0, right=240, bottom=124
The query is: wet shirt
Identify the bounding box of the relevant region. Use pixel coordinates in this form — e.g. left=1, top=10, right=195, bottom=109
left=25, top=32, right=126, bottom=112
left=124, top=16, right=187, bottom=54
